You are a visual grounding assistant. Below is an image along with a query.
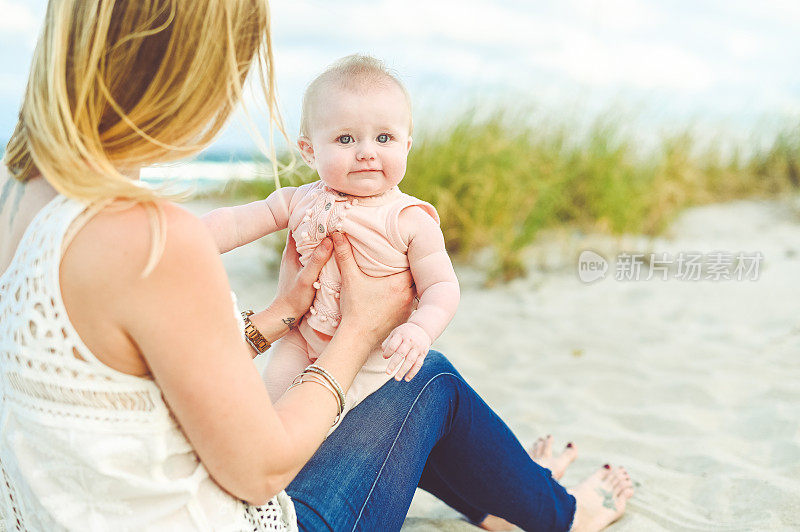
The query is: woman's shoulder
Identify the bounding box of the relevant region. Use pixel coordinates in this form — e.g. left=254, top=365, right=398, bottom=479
left=60, top=197, right=223, bottom=314
left=59, top=198, right=227, bottom=375
left=67, top=198, right=220, bottom=284
left=98, top=199, right=211, bottom=244
left=99, top=197, right=200, bottom=228
left=75, top=198, right=205, bottom=251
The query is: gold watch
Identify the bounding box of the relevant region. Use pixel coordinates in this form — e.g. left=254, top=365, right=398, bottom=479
left=241, top=310, right=271, bottom=354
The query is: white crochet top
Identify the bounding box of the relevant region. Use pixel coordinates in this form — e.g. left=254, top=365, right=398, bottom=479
left=0, top=195, right=297, bottom=531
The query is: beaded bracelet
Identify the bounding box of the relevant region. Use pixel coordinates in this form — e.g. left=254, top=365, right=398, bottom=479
left=304, top=364, right=346, bottom=412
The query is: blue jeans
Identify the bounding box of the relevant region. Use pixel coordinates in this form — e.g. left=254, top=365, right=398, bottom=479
left=285, top=351, right=576, bottom=531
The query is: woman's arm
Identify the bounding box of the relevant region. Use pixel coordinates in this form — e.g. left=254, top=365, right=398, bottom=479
left=114, top=204, right=413, bottom=504
left=201, top=186, right=297, bottom=254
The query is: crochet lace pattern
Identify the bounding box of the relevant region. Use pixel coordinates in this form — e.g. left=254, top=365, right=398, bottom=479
left=0, top=195, right=295, bottom=531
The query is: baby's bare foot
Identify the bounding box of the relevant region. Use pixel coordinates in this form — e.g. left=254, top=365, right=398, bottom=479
left=529, top=435, right=578, bottom=480
left=477, top=437, right=578, bottom=531
left=567, top=465, right=634, bottom=532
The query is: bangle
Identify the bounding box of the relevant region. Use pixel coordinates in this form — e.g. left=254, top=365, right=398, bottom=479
left=288, top=373, right=342, bottom=425
left=286, top=364, right=347, bottom=427
left=241, top=310, right=270, bottom=354
left=292, top=372, right=343, bottom=417
left=304, top=364, right=346, bottom=413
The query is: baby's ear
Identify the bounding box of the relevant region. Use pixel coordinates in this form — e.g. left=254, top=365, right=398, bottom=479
left=406, top=136, right=413, bottom=153
left=297, top=137, right=315, bottom=168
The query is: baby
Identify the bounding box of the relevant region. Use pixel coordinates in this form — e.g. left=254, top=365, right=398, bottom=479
left=202, top=55, right=459, bottom=427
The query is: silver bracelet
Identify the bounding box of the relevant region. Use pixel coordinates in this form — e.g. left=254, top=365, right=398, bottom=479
left=288, top=373, right=343, bottom=424
left=304, top=364, right=346, bottom=412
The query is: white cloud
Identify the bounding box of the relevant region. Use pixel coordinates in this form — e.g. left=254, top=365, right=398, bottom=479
left=0, top=0, right=40, bottom=35
left=270, top=0, right=718, bottom=94
left=723, top=30, right=763, bottom=61
left=719, top=0, right=800, bottom=27
left=533, top=38, right=715, bottom=91
left=2, top=0, right=797, bottom=147
left=561, top=0, right=664, bottom=32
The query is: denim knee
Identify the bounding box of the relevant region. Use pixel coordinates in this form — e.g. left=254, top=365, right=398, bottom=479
left=416, top=350, right=461, bottom=382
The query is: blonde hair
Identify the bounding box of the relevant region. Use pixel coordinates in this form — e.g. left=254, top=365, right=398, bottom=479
left=300, top=54, right=412, bottom=137
left=3, top=0, right=286, bottom=276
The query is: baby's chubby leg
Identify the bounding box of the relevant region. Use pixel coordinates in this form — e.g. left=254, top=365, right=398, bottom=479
left=261, top=329, right=314, bottom=403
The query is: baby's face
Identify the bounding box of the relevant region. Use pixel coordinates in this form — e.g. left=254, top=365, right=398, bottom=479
left=299, top=83, right=412, bottom=197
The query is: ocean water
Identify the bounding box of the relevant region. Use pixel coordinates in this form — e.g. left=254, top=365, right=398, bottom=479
left=140, top=161, right=265, bottom=195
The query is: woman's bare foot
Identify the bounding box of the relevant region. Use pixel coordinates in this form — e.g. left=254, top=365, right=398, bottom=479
left=567, top=465, right=634, bottom=532
left=477, top=437, right=578, bottom=531
left=529, top=435, right=578, bottom=480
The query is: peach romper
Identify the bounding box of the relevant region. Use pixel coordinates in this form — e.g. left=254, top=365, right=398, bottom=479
left=266, top=181, right=438, bottom=421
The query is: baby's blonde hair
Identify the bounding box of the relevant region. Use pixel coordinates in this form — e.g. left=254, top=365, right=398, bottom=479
left=3, top=0, right=285, bottom=276
left=300, top=54, right=413, bottom=137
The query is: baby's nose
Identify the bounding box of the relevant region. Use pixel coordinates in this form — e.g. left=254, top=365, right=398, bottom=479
left=356, top=144, right=376, bottom=160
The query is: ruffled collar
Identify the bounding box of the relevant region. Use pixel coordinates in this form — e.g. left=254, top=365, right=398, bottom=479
left=320, top=183, right=403, bottom=207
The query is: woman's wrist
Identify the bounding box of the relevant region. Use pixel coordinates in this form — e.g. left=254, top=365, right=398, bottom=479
left=334, top=317, right=385, bottom=355
left=247, top=303, right=302, bottom=354
left=312, top=324, right=373, bottom=388
left=269, top=295, right=307, bottom=330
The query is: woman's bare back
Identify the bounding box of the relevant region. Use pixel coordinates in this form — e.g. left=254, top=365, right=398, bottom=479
left=0, top=172, right=57, bottom=274
left=0, top=170, right=149, bottom=376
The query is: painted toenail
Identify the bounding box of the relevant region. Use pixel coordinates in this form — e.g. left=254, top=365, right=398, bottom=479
left=603, top=464, right=611, bottom=469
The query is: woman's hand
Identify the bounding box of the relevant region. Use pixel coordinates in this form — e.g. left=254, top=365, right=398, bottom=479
left=332, top=232, right=415, bottom=347
left=269, top=233, right=333, bottom=325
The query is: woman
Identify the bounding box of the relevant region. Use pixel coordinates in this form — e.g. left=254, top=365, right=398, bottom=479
left=0, top=1, right=633, bottom=531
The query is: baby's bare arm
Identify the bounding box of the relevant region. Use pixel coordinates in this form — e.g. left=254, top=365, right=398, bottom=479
left=404, top=211, right=459, bottom=342
left=201, top=187, right=296, bottom=254
left=382, top=206, right=459, bottom=380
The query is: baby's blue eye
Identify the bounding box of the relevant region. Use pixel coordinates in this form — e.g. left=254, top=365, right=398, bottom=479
left=377, top=133, right=390, bottom=143
left=338, top=135, right=353, bottom=144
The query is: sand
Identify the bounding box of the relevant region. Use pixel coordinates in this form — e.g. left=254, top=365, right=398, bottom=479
left=185, top=196, right=800, bottom=531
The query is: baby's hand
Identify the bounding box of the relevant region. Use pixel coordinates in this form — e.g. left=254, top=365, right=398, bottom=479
left=381, top=322, right=432, bottom=381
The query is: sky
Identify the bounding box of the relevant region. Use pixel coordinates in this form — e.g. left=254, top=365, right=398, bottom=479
left=1, top=0, right=798, bottom=156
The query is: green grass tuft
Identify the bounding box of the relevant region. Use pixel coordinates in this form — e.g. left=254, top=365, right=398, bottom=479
left=208, top=108, right=799, bottom=281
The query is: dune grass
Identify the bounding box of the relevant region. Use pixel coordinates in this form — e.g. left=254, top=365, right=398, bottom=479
left=212, top=109, right=799, bottom=281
